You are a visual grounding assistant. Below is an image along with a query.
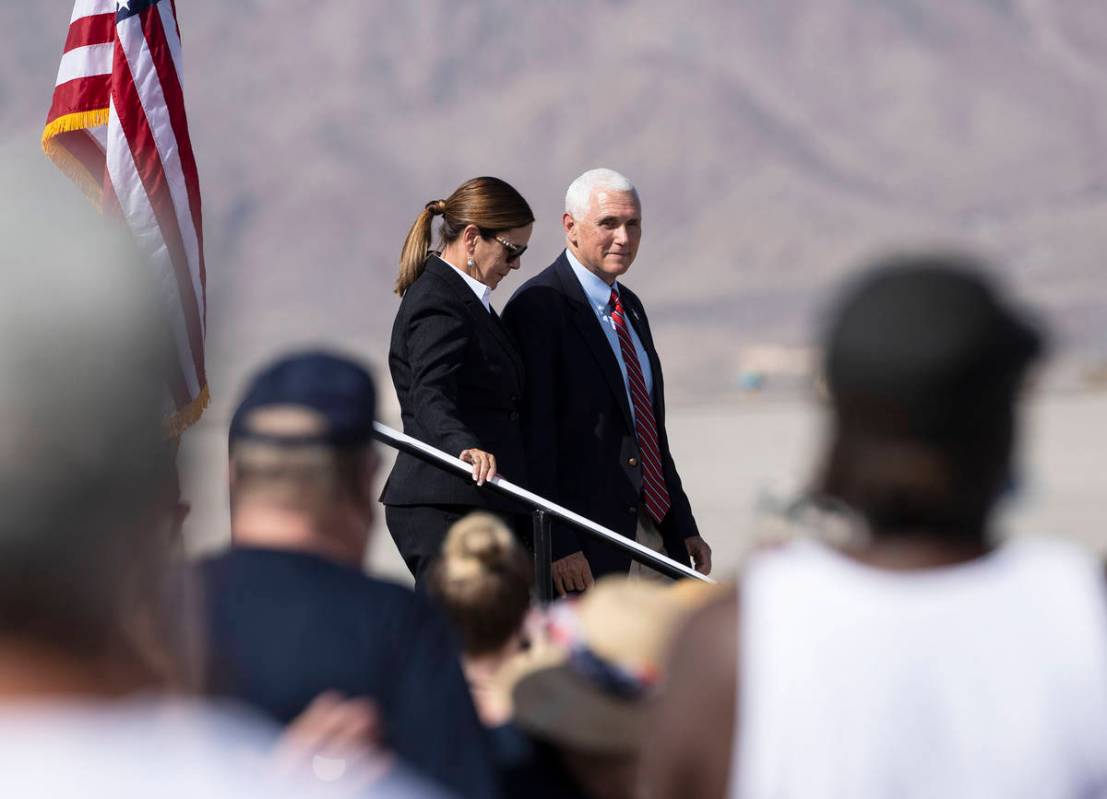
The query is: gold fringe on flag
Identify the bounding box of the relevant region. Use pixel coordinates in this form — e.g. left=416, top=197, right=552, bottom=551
left=166, top=384, right=210, bottom=440
left=41, top=109, right=111, bottom=207
left=41, top=108, right=109, bottom=146
left=43, top=110, right=211, bottom=440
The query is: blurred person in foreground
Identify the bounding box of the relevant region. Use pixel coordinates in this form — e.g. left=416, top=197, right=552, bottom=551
left=427, top=512, right=534, bottom=730
left=645, top=253, right=1107, bottom=798
left=381, top=177, right=535, bottom=586
left=199, top=351, right=498, bottom=799
left=0, top=159, right=400, bottom=797
left=503, top=168, right=710, bottom=594
left=504, top=578, right=691, bottom=799
left=427, top=512, right=536, bottom=790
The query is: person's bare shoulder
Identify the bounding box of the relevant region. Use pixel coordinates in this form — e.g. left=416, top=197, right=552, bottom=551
left=644, top=585, right=739, bottom=799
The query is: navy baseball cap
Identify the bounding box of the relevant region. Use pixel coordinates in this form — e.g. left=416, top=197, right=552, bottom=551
left=229, top=350, right=377, bottom=448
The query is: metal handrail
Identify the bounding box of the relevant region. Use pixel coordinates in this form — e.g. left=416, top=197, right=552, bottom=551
left=372, top=422, right=713, bottom=599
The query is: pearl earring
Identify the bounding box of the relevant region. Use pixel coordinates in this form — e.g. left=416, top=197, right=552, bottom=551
left=467, top=256, right=476, bottom=270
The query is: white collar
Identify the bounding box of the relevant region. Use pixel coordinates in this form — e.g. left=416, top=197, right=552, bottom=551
left=565, top=248, right=619, bottom=313
left=438, top=254, right=491, bottom=312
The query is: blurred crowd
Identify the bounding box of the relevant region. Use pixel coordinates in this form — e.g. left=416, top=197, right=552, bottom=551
left=2, top=159, right=1106, bottom=799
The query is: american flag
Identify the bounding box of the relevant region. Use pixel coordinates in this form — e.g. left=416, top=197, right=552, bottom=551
left=42, top=0, right=208, bottom=436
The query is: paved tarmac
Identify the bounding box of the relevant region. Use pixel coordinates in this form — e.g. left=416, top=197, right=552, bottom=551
left=181, top=389, right=1107, bottom=585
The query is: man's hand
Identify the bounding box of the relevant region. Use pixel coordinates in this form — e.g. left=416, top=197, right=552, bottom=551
left=459, top=448, right=497, bottom=486
left=685, top=536, right=713, bottom=575
left=552, top=551, right=594, bottom=595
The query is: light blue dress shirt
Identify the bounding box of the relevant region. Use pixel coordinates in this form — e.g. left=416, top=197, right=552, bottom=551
left=565, top=248, right=654, bottom=424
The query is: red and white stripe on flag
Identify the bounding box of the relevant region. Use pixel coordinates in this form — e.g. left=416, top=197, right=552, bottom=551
left=43, top=0, right=208, bottom=436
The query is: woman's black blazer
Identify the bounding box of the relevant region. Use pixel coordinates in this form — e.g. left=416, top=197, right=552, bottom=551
left=380, top=255, right=527, bottom=513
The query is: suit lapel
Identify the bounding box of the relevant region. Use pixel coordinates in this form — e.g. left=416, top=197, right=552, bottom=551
left=427, top=257, right=524, bottom=393
left=488, top=306, right=525, bottom=389
left=553, top=256, right=636, bottom=434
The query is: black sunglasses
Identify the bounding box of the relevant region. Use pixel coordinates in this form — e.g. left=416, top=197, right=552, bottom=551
left=492, top=235, right=527, bottom=263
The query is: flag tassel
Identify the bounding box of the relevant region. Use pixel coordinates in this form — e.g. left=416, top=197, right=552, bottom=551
left=167, top=384, right=210, bottom=440
left=41, top=109, right=110, bottom=149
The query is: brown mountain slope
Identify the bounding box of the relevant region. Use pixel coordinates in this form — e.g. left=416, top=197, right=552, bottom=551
left=3, top=0, right=1105, bottom=405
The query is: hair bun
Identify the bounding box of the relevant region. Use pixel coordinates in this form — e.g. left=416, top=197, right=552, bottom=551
left=431, top=511, right=533, bottom=656
left=425, top=199, right=447, bottom=216
left=444, top=514, right=512, bottom=574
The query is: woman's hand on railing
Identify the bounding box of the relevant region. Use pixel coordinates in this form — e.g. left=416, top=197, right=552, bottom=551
left=459, top=448, right=497, bottom=486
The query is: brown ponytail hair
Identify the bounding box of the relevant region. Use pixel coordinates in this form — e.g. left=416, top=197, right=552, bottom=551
left=395, top=177, right=534, bottom=296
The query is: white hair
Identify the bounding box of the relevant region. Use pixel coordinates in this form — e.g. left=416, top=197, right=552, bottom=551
left=564, top=168, right=638, bottom=218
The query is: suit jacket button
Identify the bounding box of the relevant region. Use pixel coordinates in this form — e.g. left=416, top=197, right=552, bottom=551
left=626, top=505, right=637, bottom=515
left=509, top=411, right=520, bottom=421
left=627, top=457, right=638, bottom=467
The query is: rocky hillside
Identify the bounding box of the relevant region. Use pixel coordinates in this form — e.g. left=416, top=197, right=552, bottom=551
left=5, top=0, right=1106, bottom=407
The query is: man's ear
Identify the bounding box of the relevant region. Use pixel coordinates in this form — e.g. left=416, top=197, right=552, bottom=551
left=562, top=212, right=576, bottom=245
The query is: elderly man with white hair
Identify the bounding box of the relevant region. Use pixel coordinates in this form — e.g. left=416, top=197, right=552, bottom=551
left=503, top=168, right=711, bottom=594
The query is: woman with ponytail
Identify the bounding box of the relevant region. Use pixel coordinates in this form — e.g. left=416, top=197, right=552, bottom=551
left=381, top=177, right=535, bottom=585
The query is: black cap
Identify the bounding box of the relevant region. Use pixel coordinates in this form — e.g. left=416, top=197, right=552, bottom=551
left=823, top=253, right=1043, bottom=439
left=229, top=350, right=377, bottom=448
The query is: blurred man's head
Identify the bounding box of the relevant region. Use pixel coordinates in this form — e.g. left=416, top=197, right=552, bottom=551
left=228, top=351, right=379, bottom=566
left=0, top=154, right=174, bottom=691
left=563, top=168, right=642, bottom=284
left=815, top=252, right=1043, bottom=539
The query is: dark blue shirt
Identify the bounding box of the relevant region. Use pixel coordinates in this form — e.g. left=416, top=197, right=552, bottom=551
left=198, top=547, right=498, bottom=799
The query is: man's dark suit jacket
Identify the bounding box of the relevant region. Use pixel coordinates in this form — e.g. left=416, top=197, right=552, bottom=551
left=198, top=547, right=499, bottom=799
left=502, top=252, right=701, bottom=576
left=381, top=255, right=526, bottom=513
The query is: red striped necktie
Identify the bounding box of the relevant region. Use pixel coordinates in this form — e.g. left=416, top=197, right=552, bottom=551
left=609, top=288, right=672, bottom=524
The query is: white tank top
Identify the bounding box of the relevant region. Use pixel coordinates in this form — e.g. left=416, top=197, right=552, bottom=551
left=732, top=536, right=1107, bottom=798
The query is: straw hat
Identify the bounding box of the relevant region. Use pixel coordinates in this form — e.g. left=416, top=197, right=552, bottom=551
left=510, top=577, right=689, bottom=754
left=666, top=577, right=728, bottom=612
